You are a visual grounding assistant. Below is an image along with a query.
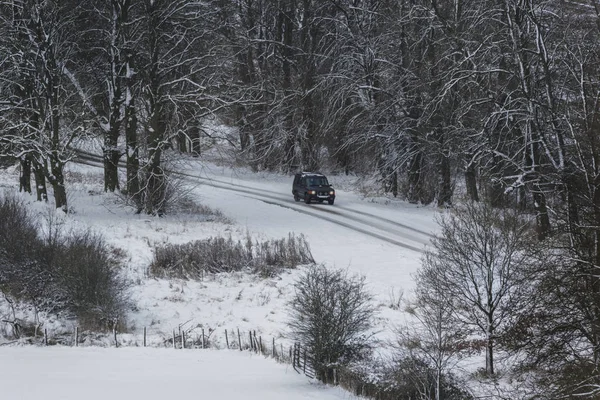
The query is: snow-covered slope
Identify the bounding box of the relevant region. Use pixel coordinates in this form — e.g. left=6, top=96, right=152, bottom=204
left=0, top=154, right=443, bottom=398
left=0, top=346, right=358, bottom=400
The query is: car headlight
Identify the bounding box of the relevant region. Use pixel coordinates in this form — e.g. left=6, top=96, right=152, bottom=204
left=309, top=190, right=316, bottom=195
left=330, top=191, right=335, bottom=195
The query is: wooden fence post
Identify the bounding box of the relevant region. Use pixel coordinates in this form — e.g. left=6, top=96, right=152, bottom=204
left=181, top=331, right=185, bottom=349
left=249, top=331, right=253, bottom=351
left=225, top=329, right=229, bottom=349
left=292, top=343, right=297, bottom=367
left=173, top=330, right=176, bottom=349
left=44, top=328, right=48, bottom=346
left=303, top=348, right=307, bottom=373
left=201, top=328, right=205, bottom=349
left=237, top=328, right=242, bottom=351
left=272, top=337, right=275, bottom=358
left=113, top=319, right=119, bottom=347
left=143, top=327, right=147, bottom=347
left=74, top=327, right=78, bottom=347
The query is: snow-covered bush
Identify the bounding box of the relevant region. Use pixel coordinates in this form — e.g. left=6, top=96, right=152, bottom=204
left=50, top=229, right=129, bottom=331
left=0, top=194, right=129, bottom=334
left=287, top=265, right=376, bottom=383
left=378, top=356, right=473, bottom=400
left=149, top=233, right=314, bottom=279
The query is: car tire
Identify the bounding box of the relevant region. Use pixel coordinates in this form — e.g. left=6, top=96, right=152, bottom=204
left=304, top=194, right=311, bottom=204
left=294, top=194, right=300, bottom=202
left=328, top=199, right=335, bottom=205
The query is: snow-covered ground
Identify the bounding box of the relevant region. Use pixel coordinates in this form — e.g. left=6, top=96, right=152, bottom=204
left=0, top=346, right=358, bottom=400
left=0, top=154, right=441, bottom=345
left=0, top=146, right=445, bottom=398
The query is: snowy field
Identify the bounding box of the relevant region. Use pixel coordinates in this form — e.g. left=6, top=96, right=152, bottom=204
left=0, top=155, right=441, bottom=346
left=0, top=346, right=357, bottom=400
left=0, top=148, right=445, bottom=398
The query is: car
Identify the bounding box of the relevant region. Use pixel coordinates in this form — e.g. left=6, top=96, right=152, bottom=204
left=292, top=172, right=335, bottom=205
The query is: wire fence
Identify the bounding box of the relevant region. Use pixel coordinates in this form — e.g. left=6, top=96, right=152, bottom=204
left=7, top=324, right=404, bottom=399
left=15, top=324, right=316, bottom=380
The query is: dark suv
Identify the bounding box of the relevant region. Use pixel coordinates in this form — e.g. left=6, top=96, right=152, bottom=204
left=292, top=172, right=335, bottom=205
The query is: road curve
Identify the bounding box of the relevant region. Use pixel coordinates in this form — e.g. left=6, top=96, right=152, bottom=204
left=74, top=149, right=429, bottom=253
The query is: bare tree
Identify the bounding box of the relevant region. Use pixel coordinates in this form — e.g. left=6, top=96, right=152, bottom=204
left=0, top=0, right=85, bottom=211
left=287, top=265, right=376, bottom=383
left=134, top=0, right=227, bottom=215
left=72, top=0, right=142, bottom=193
left=401, top=255, right=467, bottom=400
left=418, top=201, right=534, bottom=375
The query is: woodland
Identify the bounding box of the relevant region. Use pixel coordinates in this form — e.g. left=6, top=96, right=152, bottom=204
left=2, top=0, right=600, bottom=398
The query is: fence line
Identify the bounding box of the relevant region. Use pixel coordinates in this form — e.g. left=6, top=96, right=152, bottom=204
left=3, top=321, right=469, bottom=400
left=8, top=323, right=319, bottom=381
left=32, top=325, right=305, bottom=366
left=61, top=325, right=317, bottom=379
left=6, top=324, right=406, bottom=400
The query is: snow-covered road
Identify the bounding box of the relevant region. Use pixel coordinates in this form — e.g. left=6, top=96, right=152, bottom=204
left=75, top=150, right=440, bottom=297
left=183, top=159, right=440, bottom=298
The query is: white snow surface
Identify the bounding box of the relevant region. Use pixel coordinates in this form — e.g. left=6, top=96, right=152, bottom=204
left=0, top=346, right=357, bottom=400
left=0, top=146, right=448, bottom=399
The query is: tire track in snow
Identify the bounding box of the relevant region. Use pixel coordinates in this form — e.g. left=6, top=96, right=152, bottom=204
left=74, top=150, right=427, bottom=252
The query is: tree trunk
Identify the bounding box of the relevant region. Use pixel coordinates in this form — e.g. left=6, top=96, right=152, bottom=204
left=391, top=170, right=398, bottom=198
left=49, top=93, right=67, bottom=211
left=487, top=155, right=505, bottom=208
left=437, top=152, right=452, bottom=207
left=486, top=336, right=494, bottom=376
left=281, top=1, right=296, bottom=171
left=465, top=160, right=479, bottom=202
left=103, top=8, right=122, bottom=192
left=486, top=319, right=495, bottom=376
left=125, top=97, right=140, bottom=211
left=408, top=148, right=423, bottom=204
left=177, top=130, right=187, bottom=153
left=19, top=156, right=31, bottom=193
left=32, top=160, right=48, bottom=202
left=190, top=124, right=202, bottom=156
left=103, top=139, right=121, bottom=192
left=48, top=153, right=67, bottom=212
left=592, top=172, right=600, bottom=367
left=301, top=92, right=318, bottom=172
left=145, top=105, right=165, bottom=216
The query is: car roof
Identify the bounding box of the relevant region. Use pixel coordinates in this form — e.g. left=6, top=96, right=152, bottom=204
left=298, top=172, right=326, bottom=177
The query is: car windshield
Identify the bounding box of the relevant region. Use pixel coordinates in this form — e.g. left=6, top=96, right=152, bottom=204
left=308, top=176, right=329, bottom=186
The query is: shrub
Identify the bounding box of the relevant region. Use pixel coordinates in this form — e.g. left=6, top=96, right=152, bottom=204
left=254, top=234, right=315, bottom=275
left=287, top=265, right=376, bottom=383
left=379, top=356, right=473, bottom=400
left=0, top=194, right=43, bottom=264
left=149, top=233, right=314, bottom=279
left=0, top=194, right=129, bottom=332
left=0, top=195, right=51, bottom=309
left=51, top=230, right=129, bottom=330
left=135, top=166, right=198, bottom=217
